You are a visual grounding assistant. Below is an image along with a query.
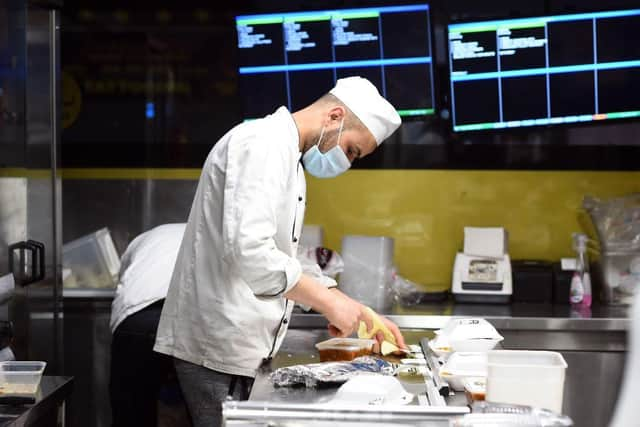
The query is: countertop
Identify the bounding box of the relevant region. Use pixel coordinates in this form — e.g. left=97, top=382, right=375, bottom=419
left=248, top=329, right=469, bottom=421
left=0, top=376, right=73, bottom=426
left=290, top=301, right=630, bottom=332
left=247, top=327, right=622, bottom=427
left=61, top=287, right=630, bottom=329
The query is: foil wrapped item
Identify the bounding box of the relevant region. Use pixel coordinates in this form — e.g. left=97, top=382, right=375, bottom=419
left=270, top=356, right=395, bottom=388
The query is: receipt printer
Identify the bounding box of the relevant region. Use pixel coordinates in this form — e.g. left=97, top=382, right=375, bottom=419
left=452, top=227, right=512, bottom=303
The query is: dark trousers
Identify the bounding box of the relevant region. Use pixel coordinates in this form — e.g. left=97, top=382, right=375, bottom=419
left=110, top=300, right=173, bottom=427
left=174, top=358, right=254, bottom=427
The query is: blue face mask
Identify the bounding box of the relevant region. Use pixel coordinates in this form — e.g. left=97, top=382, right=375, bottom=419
left=302, top=119, right=351, bottom=178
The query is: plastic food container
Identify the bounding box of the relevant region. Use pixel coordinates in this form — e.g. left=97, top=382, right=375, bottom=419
left=439, top=352, right=487, bottom=391
left=315, top=338, right=376, bottom=362
left=486, top=350, right=567, bottom=413
left=62, top=228, right=120, bottom=289
left=339, top=235, right=394, bottom=313
left=432, top=318, right=503, bottom=356
left=463, top=377, right=486, bottom=402
left=0, top=361, right=46, bottom=395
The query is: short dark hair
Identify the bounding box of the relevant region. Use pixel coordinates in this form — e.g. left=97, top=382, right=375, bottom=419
left=314, top=93, right=366, bottom=131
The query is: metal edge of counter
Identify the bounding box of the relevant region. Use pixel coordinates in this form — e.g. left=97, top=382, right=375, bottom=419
left=10, top=376, right=74, bottom=427
left=57, top=289, right=631, bottom=332
left=62, top=289, right=115, bottom=299
left=289, top=313, right=631, bottom=331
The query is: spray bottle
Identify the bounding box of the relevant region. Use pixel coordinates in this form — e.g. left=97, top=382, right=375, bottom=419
left=571, top=233, right=592, bottom=307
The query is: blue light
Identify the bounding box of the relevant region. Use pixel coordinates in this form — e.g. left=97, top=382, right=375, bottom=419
left=146, top=102, right=155, bottom=119
left=450, top=60, right=640, bottom=82
left=448, top=8, right=640, bottom=32
left=239, top=56, right=431, bottom=75
left=236, top=4, right=429, bottom=22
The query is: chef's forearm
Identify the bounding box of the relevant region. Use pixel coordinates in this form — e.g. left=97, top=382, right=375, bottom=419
left=284, top=273, right=335, bottom=316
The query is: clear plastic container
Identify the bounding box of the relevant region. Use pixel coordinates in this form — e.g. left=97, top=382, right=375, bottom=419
left=439, top=352, right=488, bottom=391
left=315, top=338, right=376, bottom=362
left=486, top=350, right=567, bottom=413
left=0, top=361, right=46, bottom=395
left=62, top=228, right=120, bottom=288
left=339, top=235, right=394, bottom=313
left=598, top=251, right=640, bottom=305
left=463, top=377, right=486, bottom=402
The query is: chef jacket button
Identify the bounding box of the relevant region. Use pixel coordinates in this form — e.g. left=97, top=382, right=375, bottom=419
left=292, top=237, right=298, bottom=243
left=283, top=319, right=288, bottom=325
left=298, top=196, right=303, bottom=201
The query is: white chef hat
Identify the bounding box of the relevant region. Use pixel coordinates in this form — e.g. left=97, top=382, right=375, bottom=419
left=329, top=76, right=402, bottom=145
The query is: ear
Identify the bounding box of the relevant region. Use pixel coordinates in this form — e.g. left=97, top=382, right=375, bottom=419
left=327, top=105, right=346, bottom=123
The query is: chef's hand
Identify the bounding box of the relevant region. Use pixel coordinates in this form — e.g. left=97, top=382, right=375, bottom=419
left=375, top=316, right=407, bottom=354
left=325, top=290, right=372, bottom=338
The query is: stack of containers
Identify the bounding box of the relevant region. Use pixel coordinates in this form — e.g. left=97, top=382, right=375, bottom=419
left=339, top=235, right=394, bottom=313
left=583, top=194, right=640, bottom=304
left=431, top=318, right=503, bottom=391
left=430, top=318, right=569, bottom=414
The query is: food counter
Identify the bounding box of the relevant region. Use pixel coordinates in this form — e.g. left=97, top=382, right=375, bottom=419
left=62, top=290, right=629, bottom=426
left=237, top=303, right=629, bottom=427
left=0, top=376, right=73, bottom=426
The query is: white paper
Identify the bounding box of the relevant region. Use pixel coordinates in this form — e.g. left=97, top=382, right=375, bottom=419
left=561, top=258, right=578, bottom=271
left=463, top=227, right=507, bottom=258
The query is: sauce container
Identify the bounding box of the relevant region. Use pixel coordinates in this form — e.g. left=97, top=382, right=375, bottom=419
left=315, top=338, right=376, bottom=362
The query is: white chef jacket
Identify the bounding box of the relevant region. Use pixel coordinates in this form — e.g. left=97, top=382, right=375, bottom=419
left=110, top=223, right=187, bottom=333
left=154, top=107, right=311, bottom=378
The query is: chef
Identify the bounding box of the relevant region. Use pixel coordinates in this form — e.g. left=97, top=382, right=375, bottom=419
left=109, top=223, right=186, bottom=427
left=154, top=76, right=406, bottom=427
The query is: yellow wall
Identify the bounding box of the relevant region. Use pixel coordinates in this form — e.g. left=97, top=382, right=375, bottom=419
left=305, top=170, right=640, bottom=292
left=8, top=167, right=634, bottom=293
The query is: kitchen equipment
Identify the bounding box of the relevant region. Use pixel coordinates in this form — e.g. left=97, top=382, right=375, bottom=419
left=512, top=260, right=553, bottom=303
left=486, top=350, right=567, bottom=413
left=452, top=228, right=512, bottom=303
left=7, top=240, right=45, bottom=287
left=339, top=235, right=394, bottom=312
left=552, top=262, right=573, bottom=304
left=420, top=338, right=450, bottom=397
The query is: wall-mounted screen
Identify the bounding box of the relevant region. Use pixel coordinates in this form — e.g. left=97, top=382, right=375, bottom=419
left=236, top=4, right=434, bottom=120
left=448, top=8, right=640, bottom=132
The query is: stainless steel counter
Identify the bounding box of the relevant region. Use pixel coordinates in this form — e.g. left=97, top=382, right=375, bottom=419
left=291, top=302, right=630, bottom=331
left=250, top=321, right=626, bottom=427
left=250, top=329, right=455, bottom=406
left=291, top=302, right=629, bottom=354
left=0, top=376, right=73, bottom=426
left=245, top=329, right=469, bottom=426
